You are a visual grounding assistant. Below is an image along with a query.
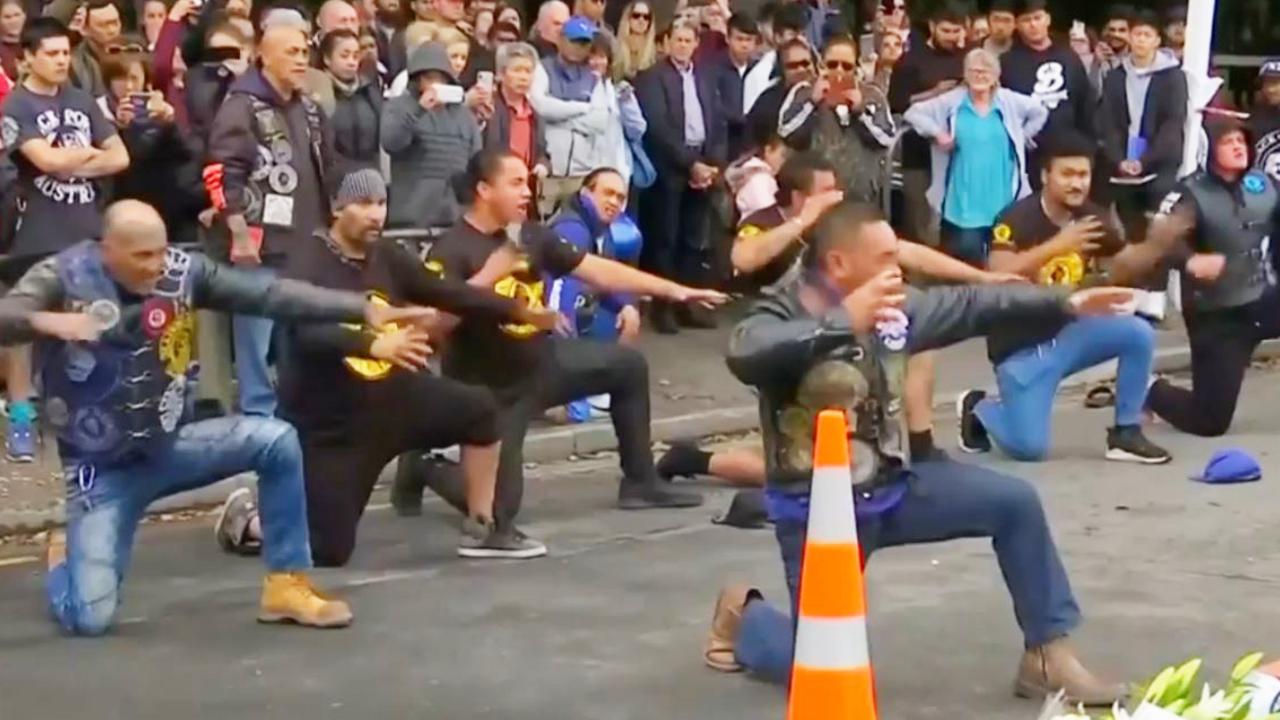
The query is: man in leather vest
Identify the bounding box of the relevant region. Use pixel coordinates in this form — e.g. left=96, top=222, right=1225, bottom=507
left=1111, top=117, right=1280, bottom=437
left=703, top=201, right=1133, bottom=706
left=0, top=200, right=428, bottom=636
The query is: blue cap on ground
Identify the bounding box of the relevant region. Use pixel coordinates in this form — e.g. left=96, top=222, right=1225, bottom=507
left=563, top=15, right=598, bottom=42
left=1190, top=449, right=1262, bottom=484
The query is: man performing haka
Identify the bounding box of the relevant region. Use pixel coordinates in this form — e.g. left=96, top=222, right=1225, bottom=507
left=392, top=149, right=729, bottom=551
left=215, top=168, right=559, bottom=564
left=703, top=201, right=1131, bottom=705
left=0, top=200, right=430, bottom=635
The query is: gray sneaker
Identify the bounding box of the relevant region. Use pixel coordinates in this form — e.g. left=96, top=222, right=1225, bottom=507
left=215, top=487, right=261, bottom=556
left=458, top=518, right=548, bottom=560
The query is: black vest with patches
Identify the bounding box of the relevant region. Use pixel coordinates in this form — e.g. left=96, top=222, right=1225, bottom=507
left=1182, top=170, right=1280, bottom=311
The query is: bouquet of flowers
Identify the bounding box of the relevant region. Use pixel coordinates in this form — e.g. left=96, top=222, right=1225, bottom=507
left=1038, top=653, right=1280, bottom=720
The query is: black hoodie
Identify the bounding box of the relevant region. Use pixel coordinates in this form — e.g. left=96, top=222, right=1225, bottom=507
left=1001, top=41, right=1096, bottom=147
left=207, top=67, right=336, bottom=265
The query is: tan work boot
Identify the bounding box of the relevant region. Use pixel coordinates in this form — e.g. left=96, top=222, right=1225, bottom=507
left=46, top=529, right=67, bottom=570
left=258, top=572, right=353, bottom=629
left=1015, top=637, right=1126, bottom=707
left=703, top=584, right=757, bottom=672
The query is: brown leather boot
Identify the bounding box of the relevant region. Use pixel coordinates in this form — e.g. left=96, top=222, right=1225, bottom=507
left=703, top=584, right=758, bottom=672
left=1015, top=637, right=1126, bottom=707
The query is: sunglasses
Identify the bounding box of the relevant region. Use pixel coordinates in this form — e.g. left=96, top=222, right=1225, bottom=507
left=105, top=43, right=147, bottom=55
left=631, top=12, right=650, bottom=20
left=825, top=59, right=855, bottom=71
left=784, top=59, right=813, bottom=70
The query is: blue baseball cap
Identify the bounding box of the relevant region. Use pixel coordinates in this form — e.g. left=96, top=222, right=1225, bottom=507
left=563, top=15, right=598, bottom=42
left=1190, top=449, right=1262, bottom=484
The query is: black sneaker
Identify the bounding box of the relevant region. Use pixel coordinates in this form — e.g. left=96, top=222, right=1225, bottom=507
left=956, top=389, right=991, bottom=454
left=458, top=518, right=548, bottom=559
left=1105, top=425, right=1171, bottom=465
left=618, top=481, right=704, bottom=510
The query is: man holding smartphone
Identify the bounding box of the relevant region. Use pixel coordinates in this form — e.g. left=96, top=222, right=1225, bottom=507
left=207, top=12, right=337, bottom=418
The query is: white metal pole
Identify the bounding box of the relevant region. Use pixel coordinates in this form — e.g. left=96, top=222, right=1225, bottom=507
left=1180, top=0, right=1222, bottom=177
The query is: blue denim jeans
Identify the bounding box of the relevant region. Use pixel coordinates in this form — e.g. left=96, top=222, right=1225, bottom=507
left=735, top=459, right=1081, bottom=684
left=232, top=267, right=277, bottom=417
left=975, top=315, right=1155, bottom=461
left=46, top=416, right=312, bottom=636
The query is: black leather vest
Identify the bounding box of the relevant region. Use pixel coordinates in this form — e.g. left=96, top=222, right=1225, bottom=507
left=1183, top=170, right=1280, bottom=311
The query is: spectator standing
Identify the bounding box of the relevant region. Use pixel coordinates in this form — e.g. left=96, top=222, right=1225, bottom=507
left=0, top=17, right=129, bottom=460
left=0, top=0, right=25, bottom=81
left=586, top=30, right=644, bottom=185
left=207, top=16, right=337, bottom=418
left=635, top=19, right=727, bottom=332
left=388, top=0, right=436, bottom=80
left=531, top=0, right=568, bottom=57
left=371, top=0, right=402, bottom=78
left=869, top=26, right=902, bottom=94
left=71, top=0, right=124, bottom=97
left=984, top=0, right=1015, bottom=56
left=141, top=0, right=165, bottom=50
left=99, top=52, right=202, bottom=245
left=1163, top=6, right=1185, bottom=63
left=778, top=35, right=895, bottom=206
left=887, top=0, right=965, bottom=246
left=317, top=29, right=382, bottom=169
left=382, top=41, right=480, bottom=229
left=614, top=0, right=654, bottom=81
left=1090, top=5, right=1131, bottom=95
left=709, top=11, right=757, bottom=161
left=529, top=15, right=605, bottom=218
left=182, top=19, right=251, bottom=160
left=573, top=0, right=607, bottom=32
left=744, top=37, right=813, bottom=150
left=317, top=0, right=361, bottom=40
left=1000, top=0, right=1095, bottom=190
left=1098, top=8, right=1186, bottom=244
left=1248, top=59, right=1280, bottom=182
left=904, top=48, right=1048, bottom=265
left=495, top=2, right=521, bottom=30
left=489, top=18, right=519, bottom=44
left=1068, top=20, right=1095, bottom=71
left=741, top=2, right=806, bottom=119
left=968, top=13, right=989, bottom=48
left=484, top=41, right=547, bottom=179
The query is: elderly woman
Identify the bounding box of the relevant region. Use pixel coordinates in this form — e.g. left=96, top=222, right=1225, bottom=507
left=904, top=47, right=1047, bottom=265
left=484, top=42, right=549, bottom=177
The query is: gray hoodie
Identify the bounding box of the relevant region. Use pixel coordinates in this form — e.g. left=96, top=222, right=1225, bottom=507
left=1124, top=49, right=1181, bottom=141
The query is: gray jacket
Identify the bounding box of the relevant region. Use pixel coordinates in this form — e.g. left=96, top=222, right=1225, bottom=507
left=727, top=275, right=1071, bottom=493
left=380, top=93, right=481, bottom=229
left=903, top=87, right=1049, bottom=214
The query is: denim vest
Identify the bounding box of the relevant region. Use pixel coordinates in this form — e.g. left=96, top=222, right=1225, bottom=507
left=41, top=241, right=198, bottom=464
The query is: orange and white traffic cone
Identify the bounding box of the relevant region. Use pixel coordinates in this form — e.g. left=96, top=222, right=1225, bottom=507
left=786, top=409, right=877, bottom=720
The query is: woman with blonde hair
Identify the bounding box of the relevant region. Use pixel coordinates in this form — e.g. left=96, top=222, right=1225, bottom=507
left=615, top=0, right=655, bottom=80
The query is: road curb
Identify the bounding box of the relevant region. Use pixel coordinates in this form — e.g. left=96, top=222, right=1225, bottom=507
left=3, top=339, right=1277, bottom=534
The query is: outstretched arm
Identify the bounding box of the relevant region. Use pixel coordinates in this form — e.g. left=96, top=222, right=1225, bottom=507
left=571, top=254, right=728, bottom=306
left=907, top=283, right=1073, bottom=353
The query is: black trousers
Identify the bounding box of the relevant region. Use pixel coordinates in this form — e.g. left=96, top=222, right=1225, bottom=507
left=297, top=373, right=499, bottom=567
left=1147, top=294, right=1280, bottom=436
left=483, top=337, right=655, bottom=527
left=640, top=179, right=711, bottom=284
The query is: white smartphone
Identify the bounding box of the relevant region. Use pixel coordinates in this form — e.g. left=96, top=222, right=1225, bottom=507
left=434, top=83, right=465, bottom=104
left=476, top=71, right=494, bottom=92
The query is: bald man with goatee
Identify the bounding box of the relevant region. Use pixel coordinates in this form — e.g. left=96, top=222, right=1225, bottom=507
left=208, top=15, right=338, bottom=418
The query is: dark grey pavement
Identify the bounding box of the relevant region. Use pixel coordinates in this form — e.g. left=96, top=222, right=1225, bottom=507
left=3, top=371, right=1280, bottom=719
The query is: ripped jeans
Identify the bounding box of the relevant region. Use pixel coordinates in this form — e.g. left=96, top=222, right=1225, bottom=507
left=46, top=416, right=312, bottom=636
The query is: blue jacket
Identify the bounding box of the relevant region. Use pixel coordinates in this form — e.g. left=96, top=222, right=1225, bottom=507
left=546, top=192, right=634, bottom=336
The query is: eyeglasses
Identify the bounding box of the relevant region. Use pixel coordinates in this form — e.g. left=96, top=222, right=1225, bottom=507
left=784, top=59, right=813, bottom=70
left=105, top=43, right=146, bottom=55
left=825, top=59, right=855, bottom=71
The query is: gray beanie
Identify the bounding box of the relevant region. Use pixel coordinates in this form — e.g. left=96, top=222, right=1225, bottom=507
left=333, top=168, right=387, bottom=208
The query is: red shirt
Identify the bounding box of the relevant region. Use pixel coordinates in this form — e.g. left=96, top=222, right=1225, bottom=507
left=506, top=94, right=535, bottom=169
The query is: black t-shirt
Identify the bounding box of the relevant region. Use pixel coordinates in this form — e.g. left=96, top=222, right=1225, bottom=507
left=279, top=232, right=521, bottom=437
left=1, top=84, right=116, bottom=257
left=887, top=44, right=965, bottom=171
left=427, top=218, right=585, bottom=389
left=985, top=193, right=1122, bottom=363
left=733, top=205, right=796, bottom=292
left=1249, top=106, right=1280, bottom=183
left=1000, top=42, right=1093, bottom=150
